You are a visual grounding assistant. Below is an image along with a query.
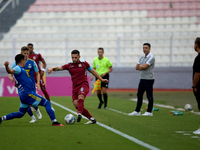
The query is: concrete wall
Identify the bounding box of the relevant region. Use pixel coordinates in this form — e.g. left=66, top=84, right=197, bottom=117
left=0, top=67, right=193, bottom=89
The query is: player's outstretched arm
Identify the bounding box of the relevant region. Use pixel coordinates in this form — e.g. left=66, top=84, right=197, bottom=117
left=35, top=71, right=41, bottom=91
left=8, top=74, right=14, bottom=82
left=89, top=69, right=108, bottom=83
left=4, top=61, right=15, bottom=74
left=90, top=68, right=96, bottom=81
left=40, top=59, right=47, bottom=77
left=48, top=67, right=63, bottom=74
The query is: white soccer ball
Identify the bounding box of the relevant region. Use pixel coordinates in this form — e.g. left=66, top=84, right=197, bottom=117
left=184, top=104, right=192, bottom=111
left=64, top=114, right=75, bottom=124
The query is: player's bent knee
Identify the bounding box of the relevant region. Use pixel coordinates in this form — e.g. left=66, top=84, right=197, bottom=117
left=78, top=94, right=85, bottom=100
left=39, top=98, right=49, bottom=107
left=73, top=100, right=78, bottom=108
left=16, top=112, right=25, bottom=118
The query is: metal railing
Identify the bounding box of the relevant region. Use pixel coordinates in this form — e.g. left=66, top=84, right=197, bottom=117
left=0, top=0, right=20, bottom=14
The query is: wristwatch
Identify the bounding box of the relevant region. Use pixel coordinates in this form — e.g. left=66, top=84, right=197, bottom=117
left=192, top=86, right=196, bottom=89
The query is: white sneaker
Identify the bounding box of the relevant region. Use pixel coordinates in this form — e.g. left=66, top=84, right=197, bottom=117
left=193, top=127, right=200, bottom=134
left=29, top=118, right=36, bottom=123
left=142, top=112, right=153, bottom=116
left=84, top=119, right=96, bottom=124
left=36, top=109, right=42, bottom=119
left=128, top=111, right=141, bottom=116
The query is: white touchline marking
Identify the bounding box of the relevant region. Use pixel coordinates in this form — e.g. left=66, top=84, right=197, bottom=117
left=183, top=133, right=191, bottom=135
left=107, top=108, right=128, bottom=115
left=51, top=101, right=160, bottom=150
left=131, top=98, right=200, bottom=115
left=107, top=107, right=144, bottom=115
left=176, top=131, right=193, bottom=133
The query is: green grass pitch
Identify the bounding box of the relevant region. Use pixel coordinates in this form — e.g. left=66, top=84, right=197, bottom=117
left=0, top=91, right=200, bottom=150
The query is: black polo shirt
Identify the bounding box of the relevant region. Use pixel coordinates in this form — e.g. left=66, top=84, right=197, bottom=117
left=193, top=53, right=200, bottom=88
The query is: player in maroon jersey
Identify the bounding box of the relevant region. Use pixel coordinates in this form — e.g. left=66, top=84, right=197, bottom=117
left=48, top=50, right=108, bottom=124
left=27, top=43, right=51, bottom=103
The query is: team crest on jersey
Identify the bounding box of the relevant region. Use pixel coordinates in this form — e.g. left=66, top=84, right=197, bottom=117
left=33, top=56, right=36, bottom=60
left=79, top=64, right=82, bottom=67
left=28, top=64, right=32, bottom=68
left=80, top=87, right=84, bottom=93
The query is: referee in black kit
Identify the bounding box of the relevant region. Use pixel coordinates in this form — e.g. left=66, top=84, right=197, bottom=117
left=192, top=37, right=200, bottom=134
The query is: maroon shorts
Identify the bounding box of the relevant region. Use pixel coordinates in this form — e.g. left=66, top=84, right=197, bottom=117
left=72, top=83, right=89, bottom=101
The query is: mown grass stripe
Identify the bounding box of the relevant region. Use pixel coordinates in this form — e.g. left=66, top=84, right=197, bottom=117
left=51, top=100, right=160, bottom=150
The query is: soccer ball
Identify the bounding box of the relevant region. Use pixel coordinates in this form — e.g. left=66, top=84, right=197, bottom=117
left=64, top=114, right=75, bottom=124
left=184, top=104, right=192, bottom=111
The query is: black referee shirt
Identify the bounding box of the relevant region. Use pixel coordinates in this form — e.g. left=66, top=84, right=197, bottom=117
left=193, top=53, right=200, bottom=88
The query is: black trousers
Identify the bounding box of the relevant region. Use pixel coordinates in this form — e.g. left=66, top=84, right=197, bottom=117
left=193, top=88, right=200, bottom=111
left=135, top=79, right=154, bottom=113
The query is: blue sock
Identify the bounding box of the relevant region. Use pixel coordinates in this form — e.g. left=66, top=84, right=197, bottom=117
left=39, top=98, right=56, bottom=121
left=27, top=106, right=34, bottom=117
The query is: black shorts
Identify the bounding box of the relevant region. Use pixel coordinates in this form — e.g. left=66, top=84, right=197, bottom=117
left=96, top=73, right=109, bottom=88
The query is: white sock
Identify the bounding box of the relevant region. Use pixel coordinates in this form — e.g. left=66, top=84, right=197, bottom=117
left=2, top=116, right=6, bottom=121
left=52, top=119, right=57, bottom=123
left=31, top=116, right=36, bottom=120
left=90, top=117, right=94, bottom=120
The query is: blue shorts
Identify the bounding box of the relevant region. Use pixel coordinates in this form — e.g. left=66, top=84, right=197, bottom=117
left=19, top=91, right=45, bottom=108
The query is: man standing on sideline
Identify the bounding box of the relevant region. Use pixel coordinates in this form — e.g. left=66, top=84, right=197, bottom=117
left=27, top=43, right=53, bottom=110
left=90, top=47, right=113, bottom=109
left=192, top=37, right=200, bottom=134
left=48, top=50, right=108, bottom=124
left=128, top=43, right=155, bottom=116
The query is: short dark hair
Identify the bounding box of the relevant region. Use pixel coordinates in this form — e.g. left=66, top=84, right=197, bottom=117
left=98, top=47, right=104, bottom=52
left=21, top=46, right=29, bottom=52
left=195, top=37, right=200, bottom=48
left=71, top=49, right=80, bottom=55
left=143, top=43, right=151, bottom=48
left=15, top=54, right=25, bottom=64
left=27, top=43, right=33, bottom=47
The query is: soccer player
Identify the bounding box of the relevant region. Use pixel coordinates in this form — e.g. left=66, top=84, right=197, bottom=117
left=192, top=37, right=200, bottom=134
left=90, top=47, right=113, bottom=109
left=8, top=46, right=42, bottom=123
left=48, top=50, right=108, bottom=124
left=0, top=54, right=63, bottom=126
left=128, top=43, right=155, bottom=116
left=27, top=43, right=51, bottom=102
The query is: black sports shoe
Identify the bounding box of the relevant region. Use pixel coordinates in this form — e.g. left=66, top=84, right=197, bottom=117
left=77, top=114, right=82, bottom=122
left=98, top=102, right=104, bottom=109
left=0, top=117, right=2, bottom=124
left=52, top=121, right=64, bottom=126
left=85, top=119, right=97, bottom=124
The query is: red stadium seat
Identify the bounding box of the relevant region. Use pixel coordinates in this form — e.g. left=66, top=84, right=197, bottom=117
left=164, top=10, right=173, bottom=17
left=172, top=10, right=181, bottom=17
left=188, top=2, right=197, bottom=9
